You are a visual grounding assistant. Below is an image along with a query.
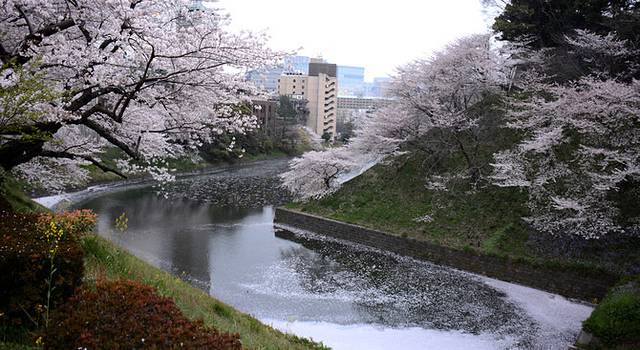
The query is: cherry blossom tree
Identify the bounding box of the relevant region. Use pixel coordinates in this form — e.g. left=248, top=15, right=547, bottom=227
left=0, top=0, right=278, bottom=189
left=491, top=30, right=640, bottom=239
left=281, top=103, right=415, bottom=200
left=280, top=148, right=363, bottom=200
left=282, top=34, right=508, bottom=199
left=389, top=34, right=507, bottom=188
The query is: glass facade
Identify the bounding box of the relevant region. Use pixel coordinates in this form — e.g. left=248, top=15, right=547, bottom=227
left=337, top=65, right=365, bottom=97
left=284, top=56, right=310, bottom=74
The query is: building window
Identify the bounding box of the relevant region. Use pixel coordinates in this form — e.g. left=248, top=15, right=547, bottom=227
left=293, top=79, right=296, bottom=82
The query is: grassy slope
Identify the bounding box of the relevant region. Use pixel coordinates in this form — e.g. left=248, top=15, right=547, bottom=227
left=81, top=235, right=327, bottom=350
left=290, top=153, right=531, bottom=257
left=0, top=177, right=48, bottom=213
left=289, top=153, right=637, bottom=275
left=583, top=276, right=640, bottom=348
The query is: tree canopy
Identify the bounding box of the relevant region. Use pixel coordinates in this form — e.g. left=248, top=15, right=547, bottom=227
left=0, top=0, right=277, bottom=189
left=493, top=0, right=640, bottom=48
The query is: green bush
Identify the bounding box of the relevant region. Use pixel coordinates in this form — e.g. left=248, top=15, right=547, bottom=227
left=43, top=279, right=242, bottom=349
left=583, top=280, right=640, bottom=348
left=0, top=211, right=86, bottom=328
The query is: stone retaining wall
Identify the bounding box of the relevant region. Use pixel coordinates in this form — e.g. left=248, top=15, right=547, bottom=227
left=275, top=207, right=619, bottom=302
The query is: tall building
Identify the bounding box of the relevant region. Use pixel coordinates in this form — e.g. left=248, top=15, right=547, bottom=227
left=246, top=55, right=310, bottom=92
left=337, top=65, right=365, bottom=97
left=278, top=60, right=338, bottom=139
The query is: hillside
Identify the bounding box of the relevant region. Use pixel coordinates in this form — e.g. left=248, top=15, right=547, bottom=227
left=288, top=152, right=640, bottom=276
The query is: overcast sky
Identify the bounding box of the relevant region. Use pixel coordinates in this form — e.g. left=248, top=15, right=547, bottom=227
left=212, top=0, right=491, bottom=81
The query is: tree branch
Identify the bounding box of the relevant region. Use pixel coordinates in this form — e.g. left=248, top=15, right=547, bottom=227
left=14, top=4, right=35, bottom=36
left=40, top=150, right=127, bottom=179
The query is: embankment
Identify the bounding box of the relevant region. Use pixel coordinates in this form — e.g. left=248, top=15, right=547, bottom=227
left=275, top=207, right=618, bottom=302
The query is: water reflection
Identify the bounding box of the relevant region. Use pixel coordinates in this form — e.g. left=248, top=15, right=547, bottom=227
left=273, top=229, right=536, bottom=344
left=73, top=159, right=587, bottom=349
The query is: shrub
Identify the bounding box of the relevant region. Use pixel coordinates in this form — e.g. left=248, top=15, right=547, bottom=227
left=37, top=210, right=96, bottom=239
left=0, top=211, right=89, bottom=328
left=583, top=278, right=640, bottom=348
left=43, top=279, right=242, bottom=349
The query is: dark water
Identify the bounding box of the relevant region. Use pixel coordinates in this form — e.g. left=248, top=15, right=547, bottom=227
left=71, top=159, right=589, bottom=350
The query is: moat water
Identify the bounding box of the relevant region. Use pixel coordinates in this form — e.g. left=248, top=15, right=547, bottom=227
left=36, top=159, right=592, bottom=350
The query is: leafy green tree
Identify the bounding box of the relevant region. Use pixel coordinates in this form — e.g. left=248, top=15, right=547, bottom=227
left=492, top=0, right=640, bottom=48
left=492, top=0, right=640, bottom=81
left=276, top=95, right=297, bottom=121
left=493, top=0, right=607, bottom=47
left=0, top=63, right=61, bottom=174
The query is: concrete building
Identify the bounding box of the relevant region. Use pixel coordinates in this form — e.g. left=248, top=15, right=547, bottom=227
left=278, top=60, right=338, bottom=138
left=337, top=96, right=392, bottom=110
left=336, top=96, right=393, bottom=135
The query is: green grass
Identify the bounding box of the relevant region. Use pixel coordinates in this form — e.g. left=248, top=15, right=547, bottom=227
left=291, top=153, right=531, bottom=255
left=583, top=276, right=640, bottom=348
left=81, top=234, right=328, bottom=350
left=0, top=176, right=48, bottom=213
left=0, top=343, right=37, bottom=350
left=242, top=150, right=289, bottom=162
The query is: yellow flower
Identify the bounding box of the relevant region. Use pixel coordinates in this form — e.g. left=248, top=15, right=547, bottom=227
left=35, top=336, right=43, bottom=345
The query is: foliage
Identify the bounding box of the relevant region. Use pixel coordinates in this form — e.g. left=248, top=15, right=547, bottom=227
left=37, top=210, right=96, bottom=239
left=490, top=0, right=640, bottom=83
left=81, top=235, right=328, bottom=350
left=0, top=211, right=88, bottom=328
left=0, top=63, right=58, bottom=144
left=43, top=279, right=242, bottom=350
left=0, top=0, right=279, bottom=188
left=583, top=277, right=640, bottom=348
left=277, top=95, right=298, bottom=121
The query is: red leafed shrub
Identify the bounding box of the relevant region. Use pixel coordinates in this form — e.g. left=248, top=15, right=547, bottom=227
left=38, top=209, right=96, bottom=238
left=43, top=279, right=242, bottom=350
left=0, top=210, right=89, bottom=327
